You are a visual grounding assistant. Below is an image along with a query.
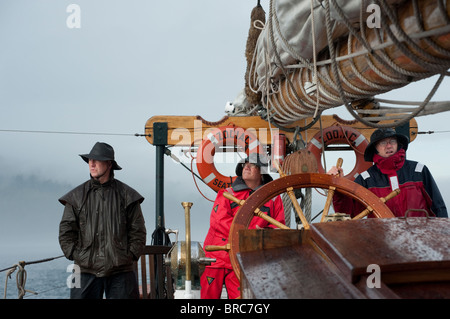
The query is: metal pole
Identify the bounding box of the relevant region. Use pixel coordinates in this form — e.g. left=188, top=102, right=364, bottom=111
left=156, top=145, right=165, bottom=235
left=182, top=202, right=193, bottom=299
left=153, top=122, right=168, bottom=245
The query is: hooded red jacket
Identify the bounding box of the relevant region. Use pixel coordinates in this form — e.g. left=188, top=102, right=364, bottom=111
left=203, top=177, right=285, bottom=269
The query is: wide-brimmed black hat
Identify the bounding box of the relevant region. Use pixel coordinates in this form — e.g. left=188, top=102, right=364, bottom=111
left=364, top=128, right=409, bottom=162
left=80, top=142, right=122, bottom=170
left=235, top=153, right=273, bottom=183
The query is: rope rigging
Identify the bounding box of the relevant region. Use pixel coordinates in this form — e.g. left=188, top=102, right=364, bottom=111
left=1, top=255, right=64, bottom=299
left=235, top=0, right=450, bottom=130
left=0, top=128, right=150, bottom=137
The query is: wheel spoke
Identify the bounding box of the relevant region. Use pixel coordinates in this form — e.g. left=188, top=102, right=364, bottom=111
left=320, top=158, right=343, bottom=222
left=352, top=189, right=400, bottom=220
left=223, top=192, right=289, bottom=230
left=320, top=186, right=336, bottom=222
left=273, top=160, right=310, bottom=229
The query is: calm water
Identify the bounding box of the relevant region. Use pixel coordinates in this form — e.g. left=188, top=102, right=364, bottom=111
left=1, top=253, right=72, bottom=299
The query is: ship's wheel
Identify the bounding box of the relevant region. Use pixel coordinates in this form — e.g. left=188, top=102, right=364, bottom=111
left=227, top=173, right=397, bottom=281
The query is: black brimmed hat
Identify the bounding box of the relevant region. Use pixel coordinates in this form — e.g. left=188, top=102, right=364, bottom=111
left=235, top=153, right=273, bottom=183
left=80, top=142, right=122, bottom=170
left=364, top=128, right=409, bottom=162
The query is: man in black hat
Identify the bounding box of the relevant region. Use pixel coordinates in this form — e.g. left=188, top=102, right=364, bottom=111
left=58, top=142, right=147, bottom=298
left=328, top=128, right=447, bottom=218
left=200, top=153, right=285, bottom=299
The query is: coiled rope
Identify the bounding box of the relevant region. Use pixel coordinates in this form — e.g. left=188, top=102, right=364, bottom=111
left=244, top=0, right=450, bottom=128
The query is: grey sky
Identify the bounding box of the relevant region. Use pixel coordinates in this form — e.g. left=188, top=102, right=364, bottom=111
left=1, top=0, right=449, bottom=265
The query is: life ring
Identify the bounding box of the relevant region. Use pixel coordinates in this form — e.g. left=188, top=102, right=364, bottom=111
left=196, top=126, right=263, bottom=192
left=306, top=125, right=372, bottom=180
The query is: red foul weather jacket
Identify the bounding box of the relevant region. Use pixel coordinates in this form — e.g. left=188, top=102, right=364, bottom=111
left=333, top=150, right=448, bottom=218
left=203, top=177, right=285, bottom=269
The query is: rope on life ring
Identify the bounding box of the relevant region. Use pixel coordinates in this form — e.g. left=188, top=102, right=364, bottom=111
left=196, top=126, right=263, bottom=192
left=306, top=125, right=372, bottom=180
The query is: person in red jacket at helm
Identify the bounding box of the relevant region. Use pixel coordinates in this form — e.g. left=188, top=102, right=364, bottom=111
left=328, top=128, right=447, bottom=218
left=200, top=154, right=285, bottom=299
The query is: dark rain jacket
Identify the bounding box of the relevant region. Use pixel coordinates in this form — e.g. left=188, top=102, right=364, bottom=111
left=58, top=177, right=146, bottom=277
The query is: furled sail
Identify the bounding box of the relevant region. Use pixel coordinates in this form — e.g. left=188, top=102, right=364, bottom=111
left=235, top=0, right=450, bottom=126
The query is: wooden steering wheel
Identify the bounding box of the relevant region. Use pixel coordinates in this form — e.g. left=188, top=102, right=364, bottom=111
left=227, top=172, right=397, bottom=281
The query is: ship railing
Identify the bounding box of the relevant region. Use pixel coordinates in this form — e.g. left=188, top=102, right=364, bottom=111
left=135, top=245, right=174, bottom=299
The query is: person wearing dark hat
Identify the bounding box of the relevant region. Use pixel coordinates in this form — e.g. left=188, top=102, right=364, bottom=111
left=58, top=142, right=147, bottom=299
left=328, top=128, right=447, bottom=218
left=200, top=153, right=285, bottom=299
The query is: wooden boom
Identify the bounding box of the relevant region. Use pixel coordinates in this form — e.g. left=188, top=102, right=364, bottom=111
left=144, top=115, right=418, bottom=146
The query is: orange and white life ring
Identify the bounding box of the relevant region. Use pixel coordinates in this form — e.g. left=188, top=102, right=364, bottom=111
left=196, top=126, right=263, bottom=192
left=306, top=125, right=372, bottom=180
